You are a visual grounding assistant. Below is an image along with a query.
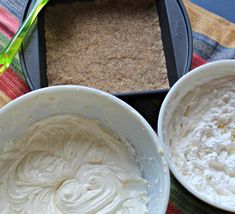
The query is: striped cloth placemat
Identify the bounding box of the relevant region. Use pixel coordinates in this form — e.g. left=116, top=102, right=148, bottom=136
left=0, top=0, right=235, bottom=213
left=0, top=0, right=29, bottom=108
left=184, top=0, right=235, bottom=69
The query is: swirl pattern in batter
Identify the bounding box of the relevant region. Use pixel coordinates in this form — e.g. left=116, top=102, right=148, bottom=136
left=0, top=115, right=148, bottom=214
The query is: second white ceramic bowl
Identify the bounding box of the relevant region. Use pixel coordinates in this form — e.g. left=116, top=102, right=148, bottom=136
left=158, top=60, right=235, bottom=212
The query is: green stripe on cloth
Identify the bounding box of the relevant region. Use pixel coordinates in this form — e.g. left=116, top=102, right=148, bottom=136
left=0, top=31, right=9, bottom=47
left=170, top=175, right=229, bottom=214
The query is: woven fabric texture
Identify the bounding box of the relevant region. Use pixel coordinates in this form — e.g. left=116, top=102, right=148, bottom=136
left=0, top=0, right=234, bottom=213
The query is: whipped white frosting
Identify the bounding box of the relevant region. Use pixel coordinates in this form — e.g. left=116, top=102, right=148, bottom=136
left=167, top=76, right=235, bottom=207
left=0, top=115, right=148, bottom=214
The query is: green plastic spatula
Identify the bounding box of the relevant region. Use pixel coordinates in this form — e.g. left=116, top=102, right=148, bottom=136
left=0, top=0, right=49, bottom=75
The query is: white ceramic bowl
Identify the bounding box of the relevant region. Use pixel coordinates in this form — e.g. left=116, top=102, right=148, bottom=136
left=0, top=85, right=170, bottom=213
left=158, top=60, right=235, bottom=212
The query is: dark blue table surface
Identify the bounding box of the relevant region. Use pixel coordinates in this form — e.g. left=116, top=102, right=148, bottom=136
left=191, top=0, right=235, bottom=23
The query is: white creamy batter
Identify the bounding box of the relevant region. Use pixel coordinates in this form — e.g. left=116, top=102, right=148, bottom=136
left=167, top=76, right=235, bottom=206
left=0, top=115, right=148, bottom=214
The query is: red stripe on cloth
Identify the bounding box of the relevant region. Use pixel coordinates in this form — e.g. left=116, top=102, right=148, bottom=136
left=0, top=6, right=19, bottom=39
left=0, top=67, right=29, bottom=100
left=191, top=53, right=208, bottom=70
left=166, top=202, right=183, bottom=214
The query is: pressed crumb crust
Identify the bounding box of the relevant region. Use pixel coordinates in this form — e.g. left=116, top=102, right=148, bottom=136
left=45, top=0, right=169, bottom=93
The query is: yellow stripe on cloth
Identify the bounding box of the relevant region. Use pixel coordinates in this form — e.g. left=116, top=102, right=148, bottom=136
left=183, top=0, right=235, bottom=48
left=0, top=91, right=11, bottom=108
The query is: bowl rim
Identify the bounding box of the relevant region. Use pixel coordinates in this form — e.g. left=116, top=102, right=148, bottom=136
left=0, top=85, right=171, bottom=213
left=158, top=59, right=235, bottom=212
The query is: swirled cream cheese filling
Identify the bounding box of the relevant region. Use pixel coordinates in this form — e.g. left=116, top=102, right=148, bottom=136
left=0, top=115, right=148, bottom=214
left=167, top=76, right=235, bottom=207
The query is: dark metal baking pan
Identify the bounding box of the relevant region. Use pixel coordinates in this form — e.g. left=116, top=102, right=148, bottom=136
left=20, top=0, right=192, bottom=99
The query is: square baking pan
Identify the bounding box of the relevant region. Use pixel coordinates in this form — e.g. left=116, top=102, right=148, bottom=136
left=20, top=0, right=192, bottom=100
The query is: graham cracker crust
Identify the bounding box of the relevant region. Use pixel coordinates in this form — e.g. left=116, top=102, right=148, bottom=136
left=45, top=0, right=169, bottom=93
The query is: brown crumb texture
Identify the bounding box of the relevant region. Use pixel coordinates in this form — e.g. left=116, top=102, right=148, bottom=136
left=45, top=0, right=169, bottom=93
